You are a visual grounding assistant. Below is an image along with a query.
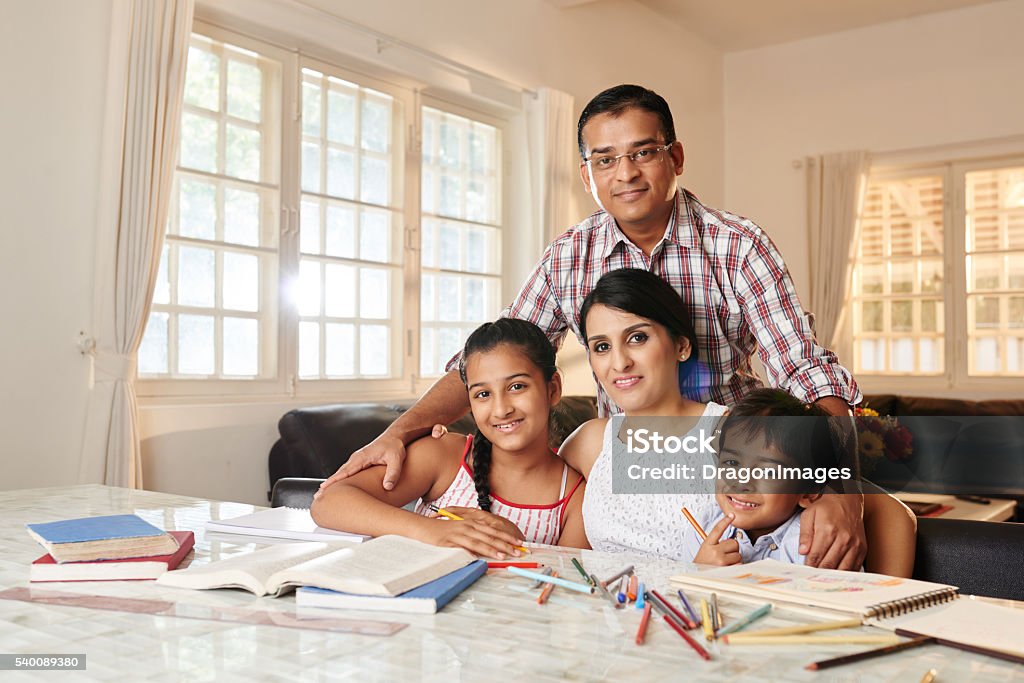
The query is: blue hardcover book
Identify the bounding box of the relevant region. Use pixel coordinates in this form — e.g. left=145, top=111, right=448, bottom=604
left=295, top=559, right=488, bottom=614
left=26, top=514, right=179, bottom=563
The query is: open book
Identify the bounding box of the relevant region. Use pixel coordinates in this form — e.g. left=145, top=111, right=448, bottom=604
left=157, top=535, right=474, bottom=598
left=671, top=559, right=1024, bottom=663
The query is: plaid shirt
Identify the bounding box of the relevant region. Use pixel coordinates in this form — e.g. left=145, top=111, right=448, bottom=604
left=448, top=189, right=860, bottom=416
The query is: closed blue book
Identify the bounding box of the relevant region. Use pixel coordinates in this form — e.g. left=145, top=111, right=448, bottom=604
left=26, top=514, right=179, bottom=563
left=295, top=559, right=487, bottom=614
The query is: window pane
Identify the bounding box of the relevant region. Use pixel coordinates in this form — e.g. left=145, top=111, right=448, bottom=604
left=153, top=246, right=170, bottom=305
left=974, top=296, right=1000, bottom=329
left=325, top=204, right=356, bottom=258
left=223, top=252, right=259, bottom=311
left=858, top=263, right=883, bottom=294
left=325, top=323, right=355, bottom=376
left=359, top=210, right=389, bottom=262
left=298, top=321, right=320, bottom=378
left=861, top=301, right=882, bottom=332
left=891, top=300, right=912, bottom=332
left=224, top=187, right=259, bottom=246
left=438, top=326, right=461, bottom=367
left=178, top=246, right=215, bottom=307
left=974, top=337, right=999, bottom=373
left=326, top=89, right=355, bottom=145
left=465, top=278, right=484, bottom=321
left=360, top=156, right=388, bottom=205
left=300, top=200, right=321, bottom=255
left=223, top=317, right=258, bottom=375
left=297, top=260, right=321, bottom=316
left=440, top=119, right=461, bottom=167
left=1009, top=296, right=1024, bottom=329
left=439, top=223, right=459, bottom=269
left=421, top=219, right=436, bottom=268
left=361, top=97, right=390, bottom=152
left=466, top=229, right=487, bottom=273
left=919, top=338, right=940, bottom=373
left=226, top=124, right=260, bottom=181
left=1008, top=338, right=1023, bottom=374
left=139, top=312, right=169, bottom=374
left=440, top=173, right=462, bottom=217
left=180, top=112, right=217, bottom=172
left=421, top=274, right=435, bottom=321
left=438, top=276, right=459, bottom=321
left=359, top=325, right=388, bottom=375
left=227, top=59, right=261, bottom=122
left=1010, top=255, right=1024, bottom=289
left=466, top=178, right=489, bottom=223
left=178, top=314, right=215, bottom=375
left=921, top=300, right=939, bottom=333
left=420, top=327, right=436, bottom=377
left=422, top=167, right=436, bottom=215
left=889, top=221, right=913, bottom=256
left=970, top=254, right=1000, bottom=290
left=326, top=148, right=355, bottom=199
left=920, top=259, right=943, bottom=294
left=302, top=81, right=321, bottom=137
left=891, top=261, right=913, bottom=293
left=359, top=268, right=389, bottom=319
left=301, top=141, right=321, bottom=193
left=859, top=221, right=884, bottom=258
left=184, top=46, right=219, bottom=111
left=470, top=125, right=494, bottom=173
left=890, top=338, right=914, bottom=372
left=324, top=264, right=356, bottom=318
left=179, top=178, right=216, bottom=240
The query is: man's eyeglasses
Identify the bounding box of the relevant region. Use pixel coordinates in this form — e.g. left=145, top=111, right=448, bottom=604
left=584, top=143, right=674, bottom=174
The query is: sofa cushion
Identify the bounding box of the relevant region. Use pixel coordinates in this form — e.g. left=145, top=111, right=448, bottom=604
left=864, top=394, right=1024, bottom=416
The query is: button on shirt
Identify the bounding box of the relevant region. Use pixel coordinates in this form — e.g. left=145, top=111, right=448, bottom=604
left=681, top=504, right=805, bottom=564
left=446, top=189, right=860, bottom=416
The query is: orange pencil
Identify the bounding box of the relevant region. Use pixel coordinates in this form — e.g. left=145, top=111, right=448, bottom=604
left=636, top=603, right=653, bottom=644
left=681, top=506, right=707, bottom=541
left=627, top=574, right=638, bottom=602
left=537, top=571, right=558, bottom=604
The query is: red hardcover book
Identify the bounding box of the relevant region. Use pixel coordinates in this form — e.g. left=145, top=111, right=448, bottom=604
left=30, top=530, right=195, bottom=582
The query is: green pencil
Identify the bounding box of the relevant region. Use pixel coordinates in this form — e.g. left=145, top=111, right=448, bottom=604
left=571, top=557, right=596, bottom=586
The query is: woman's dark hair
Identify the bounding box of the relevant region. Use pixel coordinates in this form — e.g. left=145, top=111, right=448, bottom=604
left=458, top=318, right=558, bottom=512
left=577, top=84, right=676, bottom=159
left=579, top=268, right=699, bottom=383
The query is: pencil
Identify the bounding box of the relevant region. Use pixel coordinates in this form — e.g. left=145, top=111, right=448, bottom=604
left=486, top=561, right=540, bottom=568
left=716, top=603, right=772, bottom=636
left=602, top=564, right=635, bottom=587
left=803, top=636, right=934, bottom=670
left=728, top=635, right=904, bottom=646
left=647, top=590, right=687, bottom=630
left=663, top=615, right=713, bottom=660
left=919, top=669, right=937, bottom=683
left=700, top=599, right=715, bottom=641
left=527, top=566, right=553, bottom=588
left=681, top=506, right=707, bottom=541
left=627, top=574, right=638, bottom=603
left=676, top=589, right=701, bottom=626
left=537, top=571, right=557, bottom=604
left=635, top=603, right=652, bottom=645
left=711, top=592, right=723, bottom=630
left=506, top=567, right=593, bottom=594
left=731, top=617, right=863, bottom=638
left=592, top=573, right=623, bottom=609
left=635, top=582, right=646, bottom=609
left=571, top=557, right=596, bottom=586
left=432, top=506, right=529, bottom=554
left=651, top=589, right=696, bottom=629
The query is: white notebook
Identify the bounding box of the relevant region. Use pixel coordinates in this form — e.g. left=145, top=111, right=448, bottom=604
left=205, top=507, right=368, bottom=544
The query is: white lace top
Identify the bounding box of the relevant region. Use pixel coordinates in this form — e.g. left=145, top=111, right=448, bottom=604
left=581, top=402, right=729, bottom=561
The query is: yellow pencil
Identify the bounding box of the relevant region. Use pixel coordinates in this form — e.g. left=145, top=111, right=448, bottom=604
left=726, top=617, right=863, bottom=638
left=724, top=635, right=902, bottom=646
left=919, top=669, right=938, bottom=683
left=432, top=506, right=529, bottom=554
left=701, top=598, right=715, bottom=641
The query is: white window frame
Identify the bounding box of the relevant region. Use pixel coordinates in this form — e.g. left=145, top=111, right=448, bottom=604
left=849, top=153, right=1024, bottom=396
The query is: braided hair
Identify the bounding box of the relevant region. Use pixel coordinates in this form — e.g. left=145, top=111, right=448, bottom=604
left=458, top=318, right=558, bottom=512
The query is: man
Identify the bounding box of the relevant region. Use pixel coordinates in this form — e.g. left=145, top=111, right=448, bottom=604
left=319, top=84, right=866, bottom=568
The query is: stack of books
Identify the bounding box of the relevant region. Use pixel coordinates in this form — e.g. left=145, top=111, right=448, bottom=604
left=26, top=514, right=194, bottom=582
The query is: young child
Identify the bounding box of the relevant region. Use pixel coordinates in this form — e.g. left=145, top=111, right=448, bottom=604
left=685, top=389, right=914, bottom=577
left=311, top=318, right=588, bottom=557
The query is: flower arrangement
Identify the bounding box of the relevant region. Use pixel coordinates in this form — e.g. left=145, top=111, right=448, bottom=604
left=854, top=405, right=913, bottom=474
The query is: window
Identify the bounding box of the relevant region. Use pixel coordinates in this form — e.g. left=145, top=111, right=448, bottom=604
left=851, top=159, right=1024, bottom=383
left=138, top=25, right=508, bottom=397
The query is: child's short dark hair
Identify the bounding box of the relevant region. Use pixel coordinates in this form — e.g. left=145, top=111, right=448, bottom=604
left=458, top=318, right=557, bottom=512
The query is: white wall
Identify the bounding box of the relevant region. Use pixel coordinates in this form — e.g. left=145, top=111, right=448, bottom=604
left=0, top=1, right=113, bottom=491
left=723, top=0, right=1024, bottom=397
left=0, top=0, right=722, bottom=503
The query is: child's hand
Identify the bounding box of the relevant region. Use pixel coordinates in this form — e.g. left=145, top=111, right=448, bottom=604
left=693, top=514, right=742, bottom=566
left=422, top=518, right=526, bottom=559
left=439, top=507, right=526, bottom=542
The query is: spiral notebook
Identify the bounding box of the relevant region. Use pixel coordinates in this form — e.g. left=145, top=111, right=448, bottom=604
left=671, top=559, right=1024, bottom=663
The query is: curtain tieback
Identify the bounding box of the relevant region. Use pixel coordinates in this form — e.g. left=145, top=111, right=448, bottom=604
left=93, top=352, right=137, bottom=383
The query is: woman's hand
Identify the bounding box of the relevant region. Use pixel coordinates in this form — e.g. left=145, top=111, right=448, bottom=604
left=437, top=506, right=526, bottom=542
left=420, top=518, right=526, bottom=559
left=693, top=515, right=742, bottom=566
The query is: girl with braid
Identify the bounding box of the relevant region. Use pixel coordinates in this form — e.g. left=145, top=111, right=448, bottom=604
left=311, top=319, right=589, bottom=557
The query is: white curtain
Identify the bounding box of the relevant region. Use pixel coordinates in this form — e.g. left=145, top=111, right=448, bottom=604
left=527, top=87, right=577, bottom=242
left=806, top=151, right=871, bottom=350
left=80, top=0, right=194, bottom=488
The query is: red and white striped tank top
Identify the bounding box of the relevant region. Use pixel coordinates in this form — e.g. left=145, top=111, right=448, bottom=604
left=414, top=435, right=583, bottom=546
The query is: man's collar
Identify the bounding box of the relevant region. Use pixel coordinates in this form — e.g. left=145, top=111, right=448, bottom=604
left=599, top=189, right=698, bottom=261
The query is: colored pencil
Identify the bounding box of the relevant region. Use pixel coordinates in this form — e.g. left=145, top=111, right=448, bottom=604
left=711, top=592, right=723, bottom=631
left=506, top=567, right=593, bottom=594
left=537, top=571, right=558, bottom=604
left=651, top=589, right=696, bottom=629
left=729, top=635, right=903, bottom=646
left=919, top=669, right=938, bottom=683
left=676, top=589, right=701, bottom=626
left=627, top=574, right=638, bottom=602
left=663, top=615, right=713, bottom=660
left=592, top=573, right=623, bottom=608
left=571, top=557, right=596, bottom=586
left=617, top=576, right=628, bottom=603
left=635, top=582, right=646, bottom=609
left=486, top=561, right=540, bottom=568
left=602, top=565, right=635, bottom=587
left=431, top=506, right=529, bottom=554
left=681, top=506, right=708, bottom=541
left=803, top=637, right=934, bottom=670
left=732, top=617, right=863, bottom=638
left=717, top=603, right=772, bottom=636
left=647, top=590, right=687, bottom=629
left=635, top=603, right=652, bottom=645
left=528, top=566, right=553, bottom=588
left=701, top=599, right=715, bottom=641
